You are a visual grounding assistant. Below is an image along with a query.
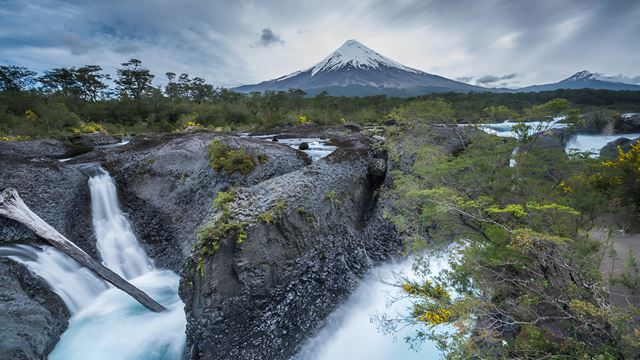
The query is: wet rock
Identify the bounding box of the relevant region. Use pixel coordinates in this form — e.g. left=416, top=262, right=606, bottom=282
left=0, top=140, right=104, bottom=358
left=298, top=142, right=309, bottom=150
left=180, top=147, right=401, bottom=360
left=535, top=128, right=566, bottom=150
left=600, top=137, right=639, bottom=160
left=68, top=132, right=121, bottom=148
left=0, top=259, right=69, bottom=360
left=615, top=113, right=640, bottom=133
left=343, top=124, right=361, bottom=132
left=71, top=131, right=310, bottom=271
left=0, top=139, right=85, bottom=160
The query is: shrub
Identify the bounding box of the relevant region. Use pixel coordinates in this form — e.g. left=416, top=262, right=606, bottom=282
left=71, top=122, right=107, bottom=135
left=0, top=134, right=30, bottom=141
left=207, top=140, right=256, bottom=175
left=598, top=141, right=640, bottom=209
left=325, top=190, right=341, bottom=206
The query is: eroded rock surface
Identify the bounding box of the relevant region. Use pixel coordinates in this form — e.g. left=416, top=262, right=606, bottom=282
left=180, top=146, right=400, bottom=360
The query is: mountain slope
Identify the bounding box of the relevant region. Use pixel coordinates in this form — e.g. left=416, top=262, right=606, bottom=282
left=515, top=70, right=640, bottom=92
left=234, top=39, right=485, bottom=95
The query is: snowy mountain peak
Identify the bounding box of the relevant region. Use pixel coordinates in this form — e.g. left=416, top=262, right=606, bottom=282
left=309, top=39, right=420, bottom=76
left=564, top=70, right=597, bottom=82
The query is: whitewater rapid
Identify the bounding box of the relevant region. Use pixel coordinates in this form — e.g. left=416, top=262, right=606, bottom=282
left=0, top=167, right=185, bottom=360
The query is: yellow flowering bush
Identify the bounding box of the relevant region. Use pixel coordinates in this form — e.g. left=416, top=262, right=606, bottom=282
left=297, top=114, right=310, bottom=124
left=417, top=307, right=451, bottom=325
left=0, top=135, right=31, bottom=142
left=71, top=122, right=106, bottom=134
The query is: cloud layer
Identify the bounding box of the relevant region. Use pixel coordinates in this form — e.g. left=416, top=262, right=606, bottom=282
left=1, top=0, right=639, bottom=88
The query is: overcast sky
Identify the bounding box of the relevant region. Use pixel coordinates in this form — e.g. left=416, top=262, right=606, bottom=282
left=1, top=0, right=639, bottom=88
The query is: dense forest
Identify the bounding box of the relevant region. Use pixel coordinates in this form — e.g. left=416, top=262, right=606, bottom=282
left=2, top=58, right=640, bottom=140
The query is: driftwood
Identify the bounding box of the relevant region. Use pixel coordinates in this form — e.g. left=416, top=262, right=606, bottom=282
left=0, top=188, right=166, bottom=312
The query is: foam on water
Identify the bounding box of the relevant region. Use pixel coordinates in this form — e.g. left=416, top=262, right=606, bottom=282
left=0, top=166, right=185, bottom=359
left=89, top=169, right=153, bottom=279
left=294, top=253, right=452, bottom=360
left=275, top=137, right=336, bottom=161
left=565, top=133, right=640, bottom=157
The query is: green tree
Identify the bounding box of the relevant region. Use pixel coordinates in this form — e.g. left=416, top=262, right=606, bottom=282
left=0, top=65, right=37, bottom=92
left=38, top=67, right=79, bottom=96
left=483, top=104, right=513, bottom=122
left=75, top=65, right=110, bottom=101
left=115, top=58, right=154, bottom=100
left=390, top=98, right=455, bottom=127
left=165, top=72, right=179, bottom=101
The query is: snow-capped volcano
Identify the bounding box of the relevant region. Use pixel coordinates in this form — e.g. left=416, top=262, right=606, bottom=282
left=309, top=39, right=419, bottom=75
left=234, top=39, right=484, bottom=96
left=564, top=70, right=598, bottom=81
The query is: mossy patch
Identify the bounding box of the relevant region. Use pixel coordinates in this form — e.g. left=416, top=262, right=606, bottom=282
left=207, top=140, right=256, bottom=175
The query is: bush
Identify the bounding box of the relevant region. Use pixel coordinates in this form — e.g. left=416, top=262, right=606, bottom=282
left=71, top=121, right=106, bottom=134
left=207, top=140, right=256, bottom=175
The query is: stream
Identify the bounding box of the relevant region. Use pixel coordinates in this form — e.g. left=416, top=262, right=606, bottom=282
left=294, top=253, right=451, bottom=360
left=0, top=166, right=186, bottom=359
left=0, top=155, right=442, bottom=359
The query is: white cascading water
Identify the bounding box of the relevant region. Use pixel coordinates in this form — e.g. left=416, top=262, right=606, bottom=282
left=0, top=166, right=185, bottom=360
left=89, top=169, right=153, bottom=279
left=294, top=252, right=453, bottom=360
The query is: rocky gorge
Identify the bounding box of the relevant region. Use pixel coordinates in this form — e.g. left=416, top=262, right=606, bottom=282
left=0, top=125, right=402, bottom=359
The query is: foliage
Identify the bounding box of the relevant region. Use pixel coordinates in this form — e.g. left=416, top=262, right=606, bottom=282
left=71, top=121, right=107, bottom=134
left=483, top=104, right=514, bottom=121
left=297, top=114, right=311, bottom=124
left=115, top=58, right=155, bottom=100
left=0, top=65, right=36, bottom=91
left=207, top=140, right=256, bottom=175
left=597, top=141, right=640, bottom=209
left=196, top=189, right=246, bottom=262
left=325, top=190, right=341, bottom=206
left=296, top=207, right=315, bottom=222
left=257, top=198, right=286, bottom=224
left=2, top=59, right=640, bottom=138
left=0, top=134, right=31, bottom=141
left=389, top=98, right=455, bottom=127
left=381, top=115, right=637, bottom=358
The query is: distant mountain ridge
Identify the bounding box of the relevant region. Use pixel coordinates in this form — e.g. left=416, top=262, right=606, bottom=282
left=514, top=70, right=640, bottom=92
left=234, top=40, right=640, bottom=96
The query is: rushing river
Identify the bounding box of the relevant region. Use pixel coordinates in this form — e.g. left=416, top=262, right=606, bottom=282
left=295, top=254, right=451, bottom=360
left=1, top=163, right=445, bottom=359
left=476, top=120, right=640, bottom=156
left=0, top=167, right=186, bottom=360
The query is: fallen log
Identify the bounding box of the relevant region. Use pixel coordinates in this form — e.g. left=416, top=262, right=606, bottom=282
left=0, top=188, right=166, bottom=312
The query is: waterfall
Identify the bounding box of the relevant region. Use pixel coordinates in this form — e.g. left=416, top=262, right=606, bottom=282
left=0, top=244, right=107, bottom=314
left=89, top=169, right=153, bottom=279
left=0, top=166, right=185, bottom=359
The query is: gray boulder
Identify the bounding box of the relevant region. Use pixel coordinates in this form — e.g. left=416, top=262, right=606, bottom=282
left=615, top=113, right=640, bottom=133
left=600, top=137, right=639, bottom=160
left=0, top=258, right=69, bottom=360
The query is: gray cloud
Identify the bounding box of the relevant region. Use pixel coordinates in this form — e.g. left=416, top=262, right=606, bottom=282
left=0, top=0, right=638, bottom=88
left=60, top=32, right=96, bottom=55
left=113, top=43, right=142, bottom=54
left=476, top=73, right=518, bottom=85
left=254, top=28, right=284, bottom=47
left=595, top=73, right=640, bottom=85
left=455, top=76, right=473, bottom=83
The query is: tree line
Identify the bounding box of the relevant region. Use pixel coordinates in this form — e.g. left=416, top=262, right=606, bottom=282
left=1, top=58, right=640, bottom=139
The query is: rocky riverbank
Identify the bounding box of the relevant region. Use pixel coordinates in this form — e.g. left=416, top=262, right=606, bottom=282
left=0, top=125, right=404, bottom=359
